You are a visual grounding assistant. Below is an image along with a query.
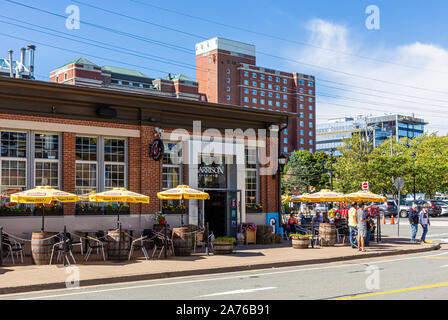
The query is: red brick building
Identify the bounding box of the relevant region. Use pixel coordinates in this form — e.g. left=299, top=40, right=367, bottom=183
left=50, top=58, right=206, bottom=101
left=0, top=77, right=287, bottom=238
left=195, top=37, right=316, bottom=154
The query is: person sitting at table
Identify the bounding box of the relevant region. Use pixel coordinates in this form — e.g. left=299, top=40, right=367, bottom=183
left=298, top=212, right=306, bottom=225
left=312, top=212, right=323, bottom=225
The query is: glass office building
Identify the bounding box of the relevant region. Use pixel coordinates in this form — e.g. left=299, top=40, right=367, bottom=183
left=316, top=114, right=427, bottom=155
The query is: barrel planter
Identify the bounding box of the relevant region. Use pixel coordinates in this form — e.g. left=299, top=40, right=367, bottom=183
left=107, top=230, right=130, bottom=260
left=31, top=232, right=55, bottom=265
left=291, top=237, right=310, bottom=249
left=213, top=241, right=234, bottom=255
left=172, top=227, right=194, bottom=256
left=319, top=223, right=336, bottom=247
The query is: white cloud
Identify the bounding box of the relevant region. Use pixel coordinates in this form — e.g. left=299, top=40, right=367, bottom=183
left=288, top=18, right=448, bottom=135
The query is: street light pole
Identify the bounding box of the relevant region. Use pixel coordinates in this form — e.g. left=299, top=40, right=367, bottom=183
left=330, top=149, right=334, bottom=191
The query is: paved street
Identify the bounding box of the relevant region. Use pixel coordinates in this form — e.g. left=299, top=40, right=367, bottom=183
left=1, top=248, right=448, bottom=300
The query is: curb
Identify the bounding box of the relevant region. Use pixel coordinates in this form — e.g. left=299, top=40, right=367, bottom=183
left=0, top=243, right=440, bottom=296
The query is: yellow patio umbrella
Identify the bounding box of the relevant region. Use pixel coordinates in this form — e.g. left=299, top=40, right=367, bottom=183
left=282, top=195, right=292, bottom=203
left=157, top=185, right=210, bottom=226
left=10, top=186, right=78, bottom=232
left=89, top=187, right=149, bottom=227
left=345, top=191, right=386, bottom=202
left=301, top=189, right=347, bottom=202
left=290, top=193, right=310, bottom=203
left=78, top=190, right=96, bottom=202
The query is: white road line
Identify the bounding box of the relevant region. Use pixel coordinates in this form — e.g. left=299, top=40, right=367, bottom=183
left=440, top=265, right=448, bottom=268
left=13, top=251, right=448, bottom=300
left=198, top=287, right=276, bottom=297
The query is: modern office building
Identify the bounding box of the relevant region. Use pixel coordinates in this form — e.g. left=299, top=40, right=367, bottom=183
left=316, top=114, right=427, bottom=155
left=50, top=58, right=206, bottom=101
left=195, top=37, right=316, bottom=155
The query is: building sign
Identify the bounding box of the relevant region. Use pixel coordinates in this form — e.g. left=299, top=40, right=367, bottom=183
left=197, top=159, right=227, bottom=189
left=362, top=181, right=369, bottom=191
left=150, top=139, right=164, bottom=161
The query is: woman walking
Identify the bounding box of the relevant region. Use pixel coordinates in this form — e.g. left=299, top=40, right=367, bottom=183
left=419, top=203, right=431, bottom=243
left=357, top=202, right=369, bottom=252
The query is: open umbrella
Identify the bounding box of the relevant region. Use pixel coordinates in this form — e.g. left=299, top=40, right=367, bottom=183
left=157, top=185, right=210, bottom=226
left=89, top=187, right=149, bottom=227
left=281, top=195, right=292, bottom=203
left=301, top=189, right=347, bottom=202
left=345, top=191, right=386, bottom=202
left=291, top=193, right=311, bottom=203
left=10, top=186, right=78, bottom=232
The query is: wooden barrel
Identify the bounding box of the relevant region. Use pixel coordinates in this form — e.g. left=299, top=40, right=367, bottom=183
left=292, top=238, right=310, bottom=249
left=31, top=232, right=55, bottom=265
left=213, top=242, right=234, bottom=255
left=319, top=223, right=336, bottom=246
left=107, top=230, right=130, bottom=260
left=172, top=227, right=193, bottom=256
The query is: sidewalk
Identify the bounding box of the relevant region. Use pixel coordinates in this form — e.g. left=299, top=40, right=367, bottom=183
left=0, top=236, right=440, bottom=295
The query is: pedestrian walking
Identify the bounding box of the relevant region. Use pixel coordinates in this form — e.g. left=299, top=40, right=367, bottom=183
left=348, top=202, right=358, bottom=249
left=419, top=203, right=431, bottom=243
left=408, top=203, right=419, bottom=243
left=357, top=202, right=369, bottom=252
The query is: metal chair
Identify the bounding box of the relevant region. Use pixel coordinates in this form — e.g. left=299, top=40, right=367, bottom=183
left=128, top=229, right=157, bottom=260
left=1, top=233, right=24, bottom=264
left=50, top=234, right=76, bottom=266
left=85, top=231, right=107, bottom=261
left=152, top=231, right=175, bottom=259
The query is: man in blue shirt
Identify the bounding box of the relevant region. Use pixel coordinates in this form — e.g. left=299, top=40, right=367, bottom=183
left=408, top=203, right=419, bottom=243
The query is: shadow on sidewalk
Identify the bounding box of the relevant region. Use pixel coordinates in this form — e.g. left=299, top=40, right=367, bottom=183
left=0, top=267, right=13, bottom=275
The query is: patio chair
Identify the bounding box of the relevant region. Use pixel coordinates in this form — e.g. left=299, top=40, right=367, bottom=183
left=50, top=233, right=76, bottom=266
left=152, top=231, right=174, bottom=259
left=128, top=229, right=157, bottom=260
left=85, top=231, right=107, bottom=261
left=1, top=233, right=24, bottom=264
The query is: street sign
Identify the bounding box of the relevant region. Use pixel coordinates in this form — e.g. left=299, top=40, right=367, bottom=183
left=362, top=181, right=369, bottom=190
left=394, top=177, right=405, bottom=190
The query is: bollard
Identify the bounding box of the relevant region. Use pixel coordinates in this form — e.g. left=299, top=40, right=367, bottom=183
left=0, top=226, right=3, bottom=266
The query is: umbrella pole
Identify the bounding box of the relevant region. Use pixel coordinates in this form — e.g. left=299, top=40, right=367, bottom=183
left=41, top=205, right=45, bottom=232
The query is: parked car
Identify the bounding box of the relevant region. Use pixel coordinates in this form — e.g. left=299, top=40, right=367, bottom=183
left=378, top=200, right=398, bottom=217
left=398, top=200, right=442, bottom=218
left=440, top=201, right=448, bottom=216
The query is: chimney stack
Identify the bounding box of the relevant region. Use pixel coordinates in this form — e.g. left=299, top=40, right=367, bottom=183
left=27, top=45, right=36, bottom=78
left=20, top=47, right=26, bottom=69
left=8, top=50, right=14, bottom=78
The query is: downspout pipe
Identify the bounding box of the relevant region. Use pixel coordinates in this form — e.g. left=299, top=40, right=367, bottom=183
left=277, top=117, right=289, bottom=233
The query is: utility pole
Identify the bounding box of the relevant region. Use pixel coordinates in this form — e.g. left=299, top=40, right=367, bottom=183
left=330, top=149, right=334, bottom=191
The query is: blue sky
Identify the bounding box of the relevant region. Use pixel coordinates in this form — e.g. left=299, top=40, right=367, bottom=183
left=2, top=0, right=448, bottom=133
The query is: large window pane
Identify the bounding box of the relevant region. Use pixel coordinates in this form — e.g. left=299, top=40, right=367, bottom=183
left=105, top=164, right=125, bottom=189
left=76, top=163, right=97, bottom=192
left=35, top=134, right=59, bottom=159
left=104, top=139, right=125, bottom=162
left=76, top=137, right=97, bottom=161
left=35, top=161, right=58, bottom=187
left=1, top=160, right=26, bottom=188
left=163, top=166, right=180, bottom=189
left=1, top=131, right=26, bottom=158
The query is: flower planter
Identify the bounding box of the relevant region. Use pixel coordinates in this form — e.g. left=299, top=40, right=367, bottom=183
left=244, top=229, right=256, bottom=245
left=291, top=238, right=310, bottom=249
left=213, top=242, right=234, bottom=255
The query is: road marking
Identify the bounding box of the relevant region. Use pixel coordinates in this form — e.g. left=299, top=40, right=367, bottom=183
left=338, top=282, right=448, bottom=300
left=10, top=251, right=448, bottom=300
left=198, top=287, right=276, bottom=297
left=440, top=265, right=448, bottom=268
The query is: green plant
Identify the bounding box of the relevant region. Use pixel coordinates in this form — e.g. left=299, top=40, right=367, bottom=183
left=155, top=213, right=166, bottom=222
left=290, top=234, right=313, bottom=239
left=213, top=237, right=236, bottom=243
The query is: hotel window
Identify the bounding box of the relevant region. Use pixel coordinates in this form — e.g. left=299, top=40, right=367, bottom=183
left=260, top=99, right=265, bottom=105
left=276, top=77, right=280, bottom=82
left=226, top=86, right=230, bottom=92
left=260, top=74, right=265, bottom=80
left=226, top=95, right=230, bottom=101
left=283, top=103, right=288, bottom=108
left=299, top=88, right=304, bottom=93
left=209, top=57, right=212, bottom=64
left=283, top=79, right=287, bottom=84
left=244, top=80, right=249, bottom=85
left=252, top=81, right=257, bottom=87
left=309, top=114, right=313, bottom=119
left=283, top=147, right=288, bottom=153
left=104, top=138, right=126, bottom=189
left=309, top=90, right=313, bottom=95
left=35, top=133, right=59, bottom=188
left=64, top=73, right=67, bottom=80
left=300, top=96, right=304, bottom=101
left=284, top=138, right=288, bottom=143
left=227, top=78, right=231, bottom=83
left=268, top=76, right=272, bottom=81
left=245, top=148, right=258, bottom=205
left=276, top=101, right=280, bottom=107
left=300, top=138, right=304, bottom=144
left=260, top=83, right=265, bottom=88
left=252, top=98, right=257, bottom=103
left=308, top=81, right=314, bottom=87
left=268, top=100, right=273, bottom=106
left=163, top=141, right=182, bottom=189
left=309, top=123, right=313, bottom=128
left=260, top=91, right=265, bottom=97
left=309, top=140, right=313, bottom=145
left=76, top=137, right=97, bottom=194
left=309, top=105, right=313, bottom=111
left=244, top=88, right=249, bottom=94
left=244, top=97, right=249, bottom=103
left=309, top=98, right=313, bottom=102
left=244, top=71, right=248, bottom=77
left=226, top=68, right=230, bottom=74
left=252, top=73, right=257, bottom=78
left=284, top=129, right=288, bottom=134
left=299, top=80, right=304, bottom=85
left=276, top=93, right=280, bottom=99
left=300, top=112, right=304, bottom=118
left=283, top=95, right=287, bottom=100
left=300, top=130, right=304, bottom=135
left=275, top=85, right=280, bottom=91
left=300, top=121, right=304, bottom=127
left=0, top=131, right=27, bottom=193
left=300, top=104, right=304, bottom=109
left=252, top=90, right=257, bottom=95
left=309, top=131, right=313, bottom=136
left=268, top=84, right=273, bottom=89
left=283, top=87, right=287, bottom=92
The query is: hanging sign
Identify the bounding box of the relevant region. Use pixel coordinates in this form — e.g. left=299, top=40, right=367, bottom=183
left=150, top=138, right=164, bottom=161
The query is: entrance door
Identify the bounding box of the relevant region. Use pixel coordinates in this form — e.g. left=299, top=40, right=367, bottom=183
left=204, top=191, right=227, bottom=237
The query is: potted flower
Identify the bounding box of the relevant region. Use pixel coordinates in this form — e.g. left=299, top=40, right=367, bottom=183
left=246, top=203, right=263, bottom=213
left=290, top=234, right=312, bottom=249
left=213, top=237, right=236, bottom=255
left=156, top=213, right=166, bottom=225
left=240, top=222, right=257, bottom=245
